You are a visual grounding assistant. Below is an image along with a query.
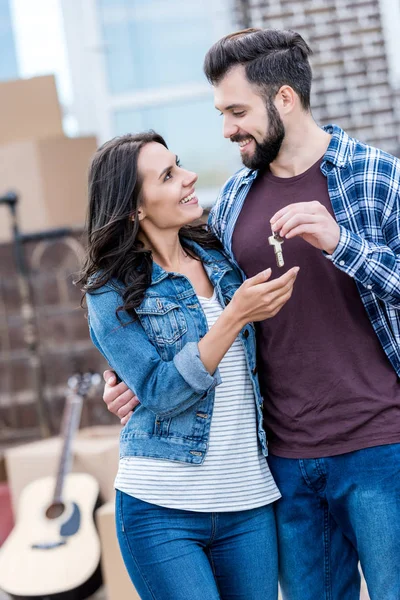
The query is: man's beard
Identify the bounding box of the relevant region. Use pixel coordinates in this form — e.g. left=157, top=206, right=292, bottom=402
left=233, top=100, right=285, bottom=172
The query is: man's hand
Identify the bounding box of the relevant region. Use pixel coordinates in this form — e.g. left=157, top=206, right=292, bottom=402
left=103, top=370, right=139, bottom=425
left=270, top=201, right=340, bottom=255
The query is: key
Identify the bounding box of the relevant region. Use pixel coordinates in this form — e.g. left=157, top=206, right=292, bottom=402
left=268, top=230, right=285, bottom=268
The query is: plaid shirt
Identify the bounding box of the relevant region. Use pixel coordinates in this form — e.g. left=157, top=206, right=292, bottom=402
left=208, top=124, right=400, bottom=376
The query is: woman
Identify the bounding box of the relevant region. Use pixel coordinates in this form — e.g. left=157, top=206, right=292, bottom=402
left=79, top=132, right=299, bottom=600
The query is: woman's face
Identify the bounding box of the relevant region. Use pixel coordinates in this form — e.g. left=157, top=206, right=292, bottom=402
left=136, top=142, right=203, bottom=231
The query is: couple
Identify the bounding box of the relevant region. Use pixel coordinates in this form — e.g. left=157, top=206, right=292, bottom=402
left=81, top=28, right=400, bottom=600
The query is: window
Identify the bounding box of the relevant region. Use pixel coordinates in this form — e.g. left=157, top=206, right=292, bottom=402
left=113, top=96, right=240, bottom=190
left=0, top=0, right=18, bottom=81
left=94, top=0, right=238, bottom=200
left=97, top=0, right=219, bottom=94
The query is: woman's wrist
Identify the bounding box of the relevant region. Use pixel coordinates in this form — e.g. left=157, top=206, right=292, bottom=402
left=223, top=299, right=247, bottom=332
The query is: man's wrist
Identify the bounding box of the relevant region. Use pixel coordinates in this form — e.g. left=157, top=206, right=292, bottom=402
left=324, top=242, right=339, bottom=255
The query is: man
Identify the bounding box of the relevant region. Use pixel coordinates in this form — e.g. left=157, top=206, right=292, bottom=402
left=102, top=29, right=400, bottom=600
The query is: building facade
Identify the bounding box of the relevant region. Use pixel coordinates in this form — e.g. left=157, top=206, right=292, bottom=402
left=60, top=0, right=241, bottom=201
left=0, top=0, right=18, bottom=82
left=235, top=0, right=400, bottom=155
left=61, top=0, right=400, bottom=196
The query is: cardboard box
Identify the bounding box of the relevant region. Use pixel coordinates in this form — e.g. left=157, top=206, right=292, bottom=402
left=0, top=483, right=13, bottom=546
left=0, top=135, right=97, bottom=242
left=5, top=425, right=120, bottom=515
left=96, top=501, right=139, bottom=600
left=0, top=76, right=63, bottom=145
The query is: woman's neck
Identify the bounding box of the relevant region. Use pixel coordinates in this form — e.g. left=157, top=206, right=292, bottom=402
left=138, top=230, right=191, bottom=272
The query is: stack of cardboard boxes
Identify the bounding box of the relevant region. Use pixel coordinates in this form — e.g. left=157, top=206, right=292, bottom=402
left=0, top=75, right=108, bottom=428
left=0, top=76, right=137, bottom=598
left=0, top=74, right=96, bottom=242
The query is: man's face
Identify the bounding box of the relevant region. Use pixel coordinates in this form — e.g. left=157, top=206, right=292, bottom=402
left=214, top=65, right=285, bottom=171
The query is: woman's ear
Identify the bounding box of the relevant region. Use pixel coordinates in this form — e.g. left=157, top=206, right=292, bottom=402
left=131, top=208, right=146, bottom=222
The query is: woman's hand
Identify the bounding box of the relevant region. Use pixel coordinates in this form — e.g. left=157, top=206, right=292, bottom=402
left=198, top=267, right=299, bottom=375
left=230, top=266, right=299, bottom=327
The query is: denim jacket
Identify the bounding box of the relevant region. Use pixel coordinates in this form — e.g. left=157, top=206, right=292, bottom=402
left=87, top=240, right=268, bottom=464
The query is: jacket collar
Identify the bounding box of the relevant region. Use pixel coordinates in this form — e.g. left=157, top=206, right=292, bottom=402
left=149, top=239, right=229, bottom=286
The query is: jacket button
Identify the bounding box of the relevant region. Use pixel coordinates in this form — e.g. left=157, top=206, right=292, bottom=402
left=252, top=366, right=257, bottom=375
left=243, top=329, right=249, bottom=339
left=196, top=412, right=208, bottom=419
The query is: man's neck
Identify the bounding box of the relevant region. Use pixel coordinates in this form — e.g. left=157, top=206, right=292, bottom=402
left=269, top=119, right=331, bottom=178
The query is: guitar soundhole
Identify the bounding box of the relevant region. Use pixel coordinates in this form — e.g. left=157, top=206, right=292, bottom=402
left=46, top=502, right=65, bottom=519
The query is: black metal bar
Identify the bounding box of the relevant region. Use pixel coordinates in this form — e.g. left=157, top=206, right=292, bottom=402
left=1, top=191, right=51, bottom=437
left=18, top=227, right=75, bottom=244
left=0, top=191, right=17, bottom=208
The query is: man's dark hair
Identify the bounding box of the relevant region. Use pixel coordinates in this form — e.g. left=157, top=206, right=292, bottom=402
left=204, top=28, right=313, bottom=110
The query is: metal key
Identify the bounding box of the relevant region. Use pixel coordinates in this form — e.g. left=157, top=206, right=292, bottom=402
left=268, top=230, right=285, bottom=268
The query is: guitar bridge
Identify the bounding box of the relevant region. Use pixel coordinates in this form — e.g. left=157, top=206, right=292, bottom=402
left=31, top=540, right=67, bottom=550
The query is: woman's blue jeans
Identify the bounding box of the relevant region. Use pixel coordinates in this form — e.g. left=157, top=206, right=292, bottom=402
left=115, top=490, right=278, bottom=600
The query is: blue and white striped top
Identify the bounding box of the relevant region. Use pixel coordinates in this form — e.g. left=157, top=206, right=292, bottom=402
left=115, top=292, right=280, bottom=512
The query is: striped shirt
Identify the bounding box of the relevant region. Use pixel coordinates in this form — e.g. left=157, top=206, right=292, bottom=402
left=115, top=291, right=280, bottom=512
left=208, top=124, right=400, bottom=377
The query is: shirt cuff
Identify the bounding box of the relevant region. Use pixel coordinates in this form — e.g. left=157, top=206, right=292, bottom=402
left=173, top=342, right=221, bottom=394
left=323, top=225, right=370, bottom=281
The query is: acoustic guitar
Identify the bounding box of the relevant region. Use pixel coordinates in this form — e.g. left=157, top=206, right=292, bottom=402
left=0, top=372, right=103, bottom=600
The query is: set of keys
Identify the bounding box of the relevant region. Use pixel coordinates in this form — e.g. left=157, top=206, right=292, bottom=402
left=268, top=227, right=285, bottom=268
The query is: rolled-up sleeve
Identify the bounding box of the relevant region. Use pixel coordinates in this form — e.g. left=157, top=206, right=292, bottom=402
left=174, top=342, right=221, bottom=393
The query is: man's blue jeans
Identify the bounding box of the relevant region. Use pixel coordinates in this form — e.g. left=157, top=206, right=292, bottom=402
left=268, top=443, right=400, bottom=600
left=115, top=491, right=278, bottom=600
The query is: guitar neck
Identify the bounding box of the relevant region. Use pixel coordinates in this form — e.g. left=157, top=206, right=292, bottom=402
left=52, top=394, right=83, bottom=504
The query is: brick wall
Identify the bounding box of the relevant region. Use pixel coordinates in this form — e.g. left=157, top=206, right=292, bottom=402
left=235, top=0, right=400, bottom=155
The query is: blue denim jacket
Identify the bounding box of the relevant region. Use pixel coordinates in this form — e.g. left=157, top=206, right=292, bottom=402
left=87, top=240, right=268, bottom=464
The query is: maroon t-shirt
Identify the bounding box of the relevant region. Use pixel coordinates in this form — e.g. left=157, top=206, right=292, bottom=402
left=232, top=158, right=400, bottom=458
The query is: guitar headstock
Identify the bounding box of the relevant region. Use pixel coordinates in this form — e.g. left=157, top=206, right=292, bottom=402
left=67, top=371, right=102, bottom=399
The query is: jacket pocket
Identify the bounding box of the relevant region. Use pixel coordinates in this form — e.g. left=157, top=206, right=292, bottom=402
left=136, top=297, right=188, bottom=350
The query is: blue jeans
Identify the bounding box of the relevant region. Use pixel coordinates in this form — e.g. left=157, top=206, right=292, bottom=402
left=268, top=443, right=400, bottom=600
left=115, top=491, right=278, bottom=600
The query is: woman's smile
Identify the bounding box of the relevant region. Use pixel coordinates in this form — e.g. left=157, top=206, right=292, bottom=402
left=180, top=190, right=199, bottom=205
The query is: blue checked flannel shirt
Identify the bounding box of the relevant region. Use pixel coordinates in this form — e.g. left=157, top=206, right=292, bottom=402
left=208, top=124, right=400, bottom=377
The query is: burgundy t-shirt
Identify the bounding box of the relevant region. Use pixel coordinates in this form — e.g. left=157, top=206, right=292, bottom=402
left=232, top=158, right=400, bottom=458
